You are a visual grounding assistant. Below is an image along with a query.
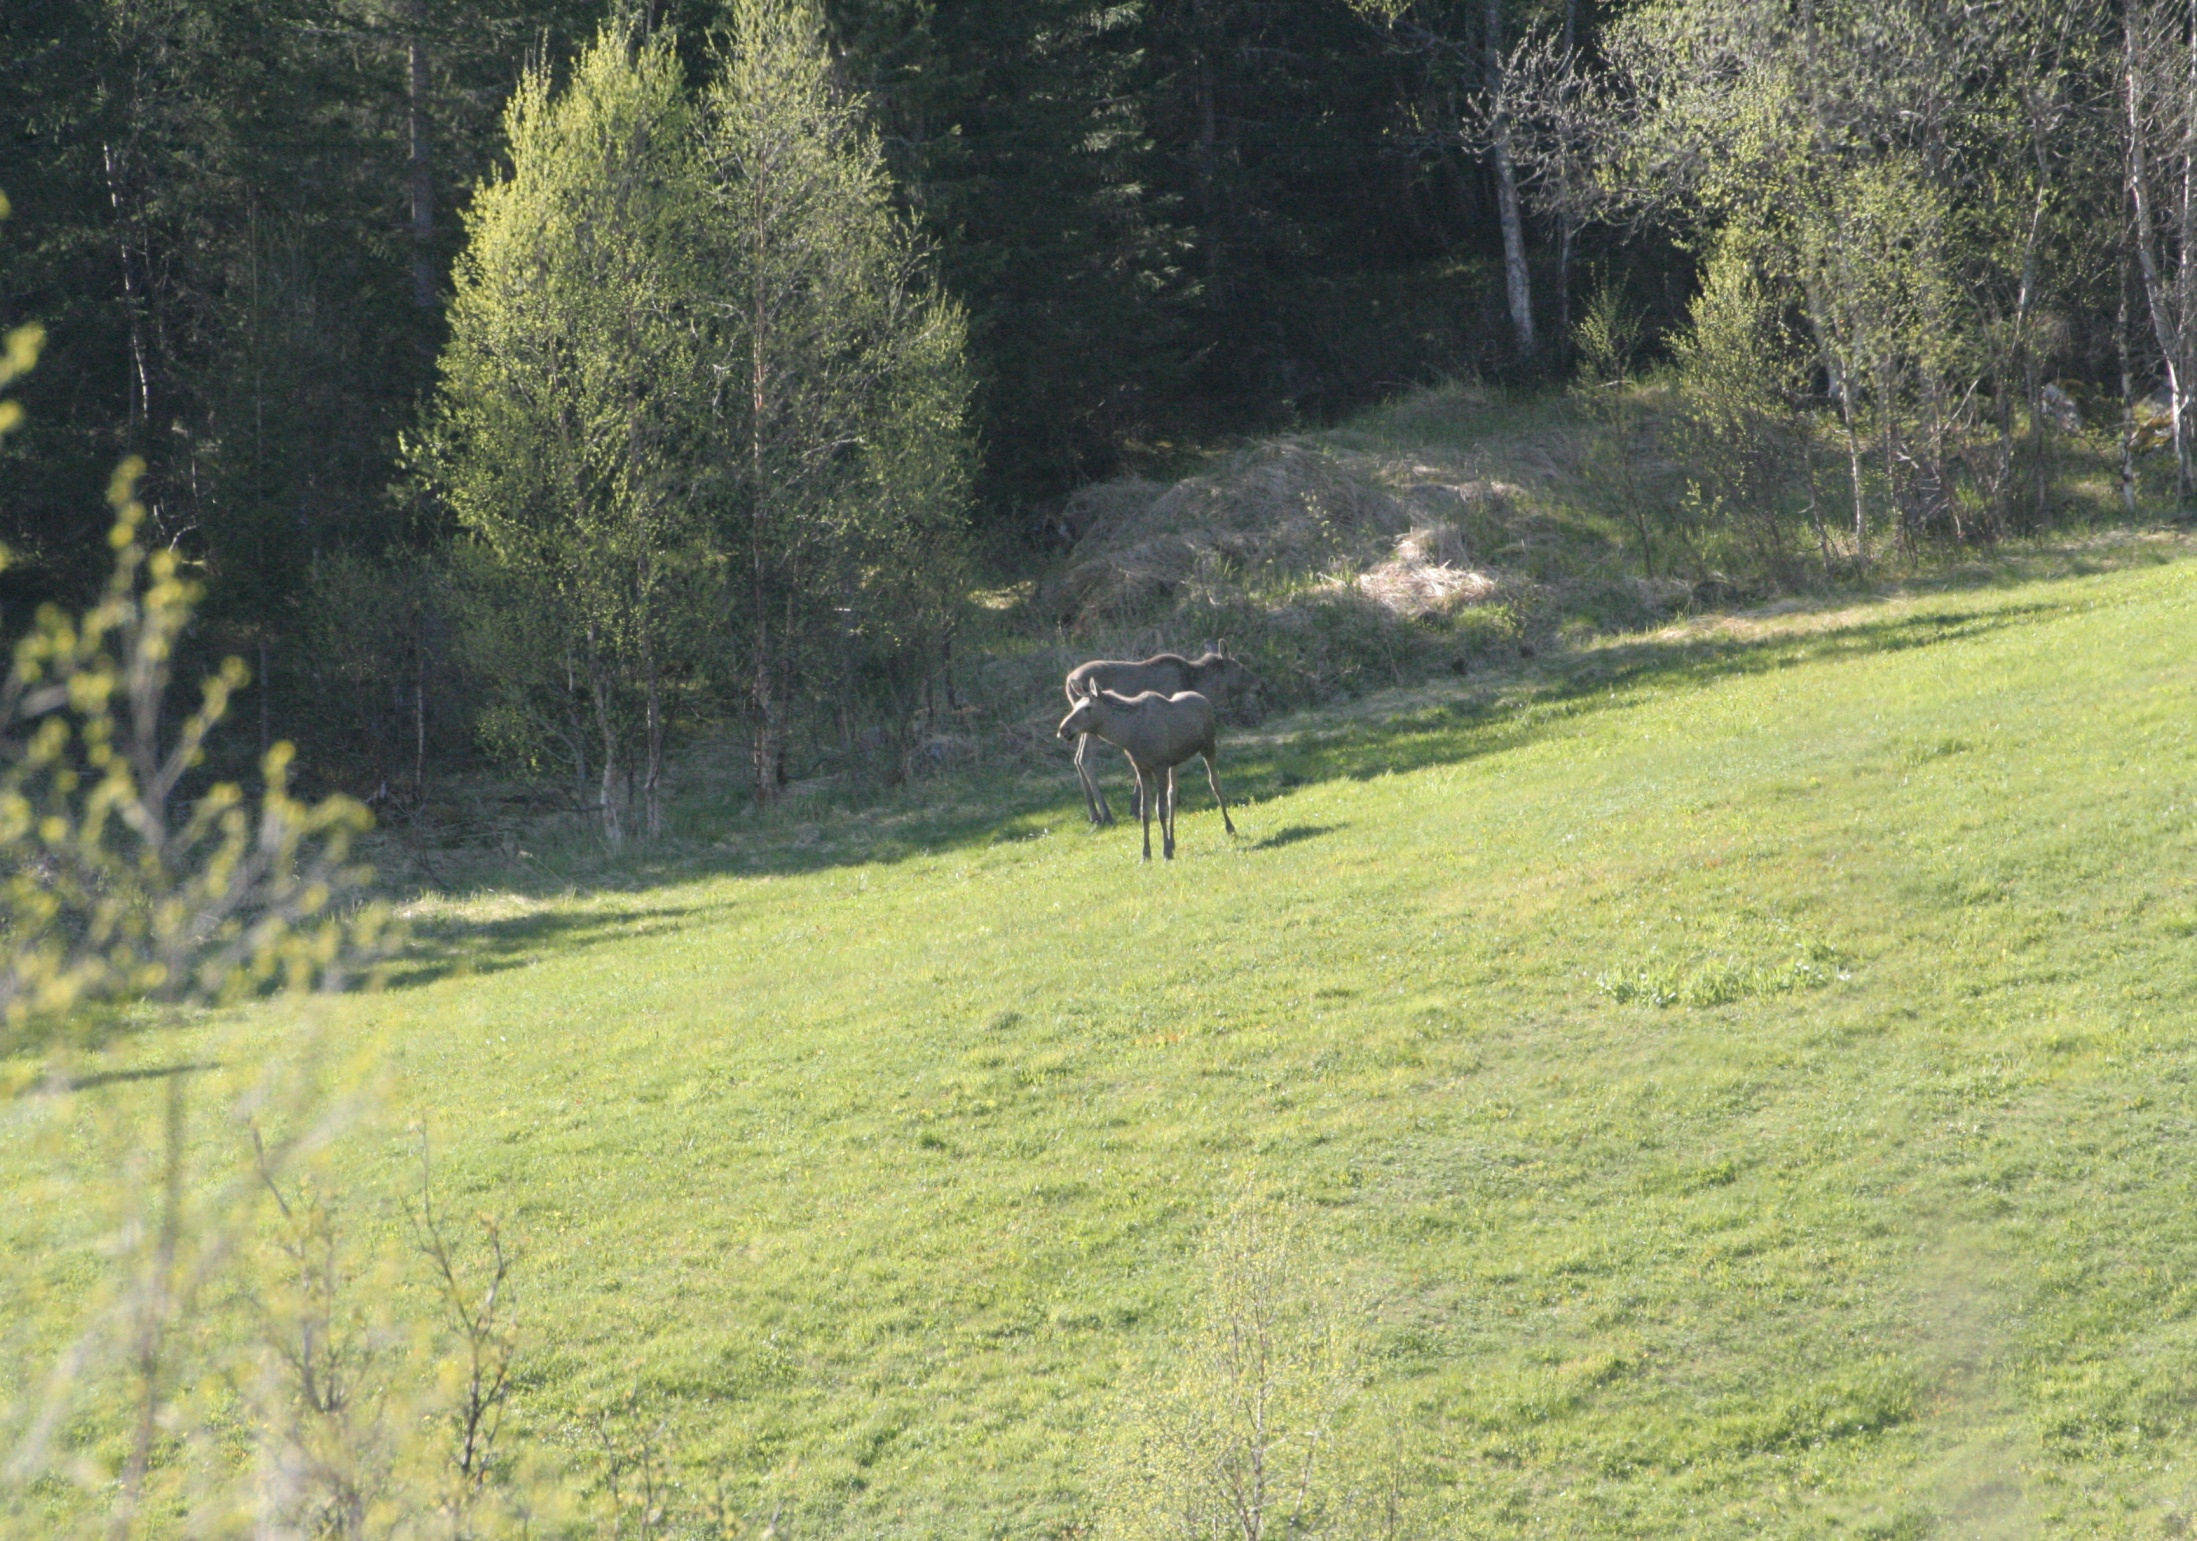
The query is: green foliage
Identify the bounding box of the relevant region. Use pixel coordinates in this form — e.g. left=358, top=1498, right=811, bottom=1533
left=0, top=189, right=40, bottom=444
left=425, top=5, right=974, bottom=827
left=1570, top=281, right=1669, bottom=578
left=1595, top=939, right=1844, bottom=1009
left=1581, top=0, right=2127, bottom=553
left=1667, top=238, right=1816, bottom=578
left=697, top=0, right=975, bottom=798
left=442, top=540, right=601, bottom=795
left=426, top=24, right=714, bottom=844
left=1572, top=280, right=1644, bottom=393
left=0, top=469, right=390, bottom=1032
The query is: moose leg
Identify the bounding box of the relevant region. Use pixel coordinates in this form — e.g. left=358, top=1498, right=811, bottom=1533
left=1136, top=764, right=1155, bottom=861
left=1202, top=749, right=1237, bottom=835
left=1162, top=766, right=1178, bottom=859
left=1075, top=732, right=1112, bottom=825
left=1125, top=749, right=1142, bottom=819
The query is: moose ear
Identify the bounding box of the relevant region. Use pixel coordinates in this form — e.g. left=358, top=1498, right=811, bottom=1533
left=1217, top=636, right=1230, bottom=657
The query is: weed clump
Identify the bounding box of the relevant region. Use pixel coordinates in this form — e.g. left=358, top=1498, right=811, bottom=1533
left=1096, top=1189, right=1433, bottom=1541
left=1595, top=941, right=1848, bottom=1009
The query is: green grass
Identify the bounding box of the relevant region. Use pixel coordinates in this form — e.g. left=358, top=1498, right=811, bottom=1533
left=12, top=552, right=2197, bottom=1536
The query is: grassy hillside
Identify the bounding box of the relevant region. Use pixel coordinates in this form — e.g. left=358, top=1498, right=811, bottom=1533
left=10, top=541, right=2197, bottom=1537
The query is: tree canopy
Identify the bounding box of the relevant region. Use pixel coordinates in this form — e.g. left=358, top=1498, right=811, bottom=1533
left=2, top=0, right=2189, bottom=799
left=424, top=8, right=971, bottom=835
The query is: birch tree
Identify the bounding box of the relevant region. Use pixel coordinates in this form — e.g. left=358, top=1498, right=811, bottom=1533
left=427, top=4, right=971, bottom=824
left=424, top=26, right=711, bottom=844
left=1528, top=0, right=2120, bottom=559
left=1352, top=0, right=1539, bottom=361
left=698, top=0, right=973, bottom=801
left=1479, top=0, right=1535, bottom=358
left=2125, top=0, right=2197, bottom=502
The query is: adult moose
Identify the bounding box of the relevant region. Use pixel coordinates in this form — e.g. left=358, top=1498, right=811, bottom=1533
left=1062, top=642, right=1261, bottom=826
left=1056, top=684, right=1237, bottom=861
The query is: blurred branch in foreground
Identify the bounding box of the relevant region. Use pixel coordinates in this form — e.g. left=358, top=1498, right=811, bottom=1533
left=0, top=465, right=395, bottom=1040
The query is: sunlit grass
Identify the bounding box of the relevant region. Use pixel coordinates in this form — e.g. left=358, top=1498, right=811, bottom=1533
left=9, top=553, right=2197, bottom=1536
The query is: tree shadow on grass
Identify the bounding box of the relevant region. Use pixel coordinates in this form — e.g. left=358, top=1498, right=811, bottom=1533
left=3, top=1060, right=223, bottom=1099
left=61, top=1061, right=221, bottom=1091
left=375, top=587, right=2080, bottom=978
left=383, top=906, right=707, bottom=993
left=1228, top=599, right=2065, bottom=795
left=1245, top=824, right=1343, bottom=851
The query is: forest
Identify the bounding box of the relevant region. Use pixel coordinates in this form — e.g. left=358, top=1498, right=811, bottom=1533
left=1, top=0, right=2191, bottom=827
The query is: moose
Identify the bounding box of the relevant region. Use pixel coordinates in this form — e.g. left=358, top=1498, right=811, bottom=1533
left=1062, top=642, right=1261, bottom=826
left=1057, top=682, right=1237, bottom=861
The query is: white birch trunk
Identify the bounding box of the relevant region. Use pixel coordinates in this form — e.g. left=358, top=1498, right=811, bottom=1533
left=1485, top=0, right=1534, bottom=358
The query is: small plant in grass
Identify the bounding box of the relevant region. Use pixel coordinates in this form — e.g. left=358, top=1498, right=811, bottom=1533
left=1594, top=959, right=1687, bottom=1008
left=248, top=1131, right=402, bottom=1541
left=575, top=1391, right=791, bottom=1541
left=241, top=1134, right=552, bottom=1541
left=411, top=1135, right=522, bottom=1539
left=1596, top=941, right=1847, bottom=1009
left=1097, top=1189, right=1419, bottom=1541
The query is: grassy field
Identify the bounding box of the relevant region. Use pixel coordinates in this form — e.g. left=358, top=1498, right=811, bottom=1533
left=11, top=540, right=2197, bottom=1537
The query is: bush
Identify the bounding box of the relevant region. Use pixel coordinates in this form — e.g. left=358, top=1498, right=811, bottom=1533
left=1096, top=1190, right=1435, bottom=1541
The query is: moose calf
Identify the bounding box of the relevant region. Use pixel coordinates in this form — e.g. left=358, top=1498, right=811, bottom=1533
left=1056, top=684, right=1236, bottom=861
left=1062, top=642, right=1261, bottom=826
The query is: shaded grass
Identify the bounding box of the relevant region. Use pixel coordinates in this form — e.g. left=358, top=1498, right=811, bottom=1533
left=11, top=554, right=2197, bottom=1535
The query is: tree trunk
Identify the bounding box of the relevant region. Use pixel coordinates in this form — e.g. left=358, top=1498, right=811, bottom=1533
left=2012, top=166, right=2051, bottom=529
left=584, top=631, right=622, bottom=847
left=565, top=649, right=590, bottom=811
left=1877, top=356, right=1913, bottom=556
left=102, top=142, right=154, bottom=441
left=1989, top=351, right=2018, bottom=533
left=1799, top=276, right=1866, bottom=560
left=1840, top=381, right=1869, bottom=565
left=2129, top=0, right=2192, bottom=500
left=1804, top=427, right=1834, bottom=571
left=2179, top=0, right=2197, bottom=502
left=414, top=629, right=428, bottom=796
left=2026, top=356, right=2051, bottom=528
left=753, top=660, right=786, bottom=805
left=749, top=505, right=780, bottom=811
left=1195, top=0, right=1224, bottom=290
left=1485, top=0, right=1534, bottom=359
left=2122, top=246, right=2141, bottom=516
left=1555, top=0, right=1577, bottom=355
left=748, top=156, right=781, bottom=807
left=406, top=0, right=436, bottom=310
left=642, top=645, right=663, bottom=841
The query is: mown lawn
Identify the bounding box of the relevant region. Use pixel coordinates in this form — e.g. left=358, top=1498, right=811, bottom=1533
left=10, top=549, right=2197, bottom=1537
